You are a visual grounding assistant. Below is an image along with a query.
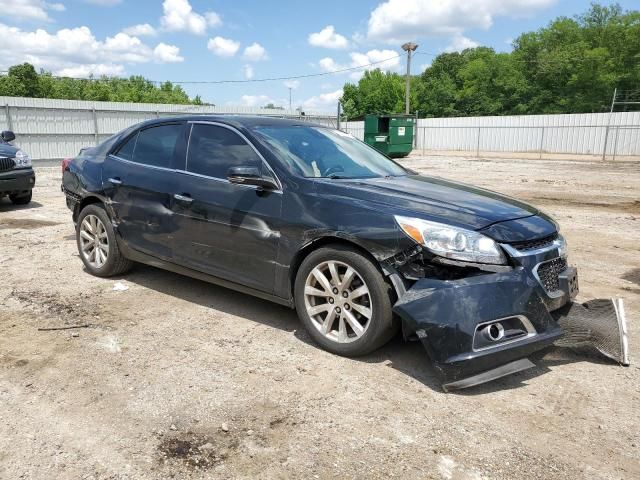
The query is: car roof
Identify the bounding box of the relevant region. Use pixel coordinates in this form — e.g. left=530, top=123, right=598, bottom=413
left=136, top=115, right=326, bottom=130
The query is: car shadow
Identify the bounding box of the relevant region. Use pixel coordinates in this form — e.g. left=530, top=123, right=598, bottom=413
left=106, top=264, right=621, bottom=395
left=0, top=199, right=44, bottom=211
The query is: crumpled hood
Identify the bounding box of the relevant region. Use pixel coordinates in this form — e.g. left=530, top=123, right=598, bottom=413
left=316, top=174, right=550, bottom=233
left=0, top=142, right=18, bottom=158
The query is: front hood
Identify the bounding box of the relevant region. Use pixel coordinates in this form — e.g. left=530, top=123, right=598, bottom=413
left=0, top=142, right=18, bottom=158
left=316, top=174, right=546, bottom=232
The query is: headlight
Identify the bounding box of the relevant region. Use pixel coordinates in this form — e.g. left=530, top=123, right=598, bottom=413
left=557, top=234, right=568, bottom=257
left=14, top=149, right=31, bottom=168
left=394, top=215, right=507, bottom=265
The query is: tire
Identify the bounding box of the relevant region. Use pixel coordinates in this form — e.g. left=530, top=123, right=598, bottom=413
left=10, top=190, right=32, bottom=205
left=76, top=203, right=132, bottom=277
left=294, top=245, right=396, bottom=357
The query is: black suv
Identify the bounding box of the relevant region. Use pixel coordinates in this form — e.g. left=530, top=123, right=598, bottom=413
left=62, top=116, right=579, bottom=390
left=0, top=130, right=35, bottom=205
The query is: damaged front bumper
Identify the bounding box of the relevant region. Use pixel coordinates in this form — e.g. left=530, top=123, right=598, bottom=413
left=392, top=243, right=581, bottom=391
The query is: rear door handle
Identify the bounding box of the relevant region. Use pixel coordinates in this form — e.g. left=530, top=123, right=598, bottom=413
left=108, top=177, right=122, bottom=185
left=173, top=193, right=193, bottom=203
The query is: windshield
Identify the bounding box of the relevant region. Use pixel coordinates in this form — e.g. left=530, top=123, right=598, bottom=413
left=252, top=126, right=408, bottom=179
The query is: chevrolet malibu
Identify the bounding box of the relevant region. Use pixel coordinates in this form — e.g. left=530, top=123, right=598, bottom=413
left=62, top=116, right=579, bottom=390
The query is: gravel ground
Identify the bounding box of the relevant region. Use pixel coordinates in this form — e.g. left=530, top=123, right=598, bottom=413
left=1, top=155, right=638, bottom=479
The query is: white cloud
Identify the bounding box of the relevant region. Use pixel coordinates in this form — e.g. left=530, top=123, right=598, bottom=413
left=122, top=24, right=157, bottom=37
left=318, top=49, right=400, bottom=78
left=0, top=23, right=183, bottom=77
left=240, top=94, right=275, bottom=107
left=0, top=0, right=64, bottom=21
left=153, top=43, right=184, bottom=62
left=308, top=25, right=349, bottom=49
left=57, top=63, right=125, bottom=77
left=366, top=0, right=556, bottom=43
left=161, top=0, right=220, bottom=35
left=207, top=36, right=240, bottom=57
left=204, top=11, right=222, bottom=28
left=243, top=64, right=254, bottom=80
left=284, top=80, right=300, bottom=89
left=302, top=89, right=343, bottom=110
left=243, top=42, right=268, bottom=61
left=444, top=35, right=479, bottom=52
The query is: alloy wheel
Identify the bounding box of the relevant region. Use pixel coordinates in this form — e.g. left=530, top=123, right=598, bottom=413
left=304, top=260, right=373, bottom=343
left=79, top=214, right=109, bottom=269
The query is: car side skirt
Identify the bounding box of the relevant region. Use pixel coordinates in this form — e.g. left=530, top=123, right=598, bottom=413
left=118, top=238, right=295, bottom=308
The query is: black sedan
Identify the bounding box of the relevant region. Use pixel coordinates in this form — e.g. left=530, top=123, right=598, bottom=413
left=62, top=116, right=579, bottom=390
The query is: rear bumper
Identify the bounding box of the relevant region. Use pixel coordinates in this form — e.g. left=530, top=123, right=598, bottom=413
left=393, top=258, right=576, bottom=389
left=0, top=168, right=35, bottom=195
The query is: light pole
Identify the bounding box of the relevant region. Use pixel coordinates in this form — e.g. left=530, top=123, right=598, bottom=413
left=401, top=42, right=418, bottom=115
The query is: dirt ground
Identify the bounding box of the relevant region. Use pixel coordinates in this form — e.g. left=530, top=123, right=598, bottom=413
left=1, top=155, right=638, bottom=480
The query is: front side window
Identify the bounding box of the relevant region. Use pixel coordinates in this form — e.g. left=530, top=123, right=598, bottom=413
left=252, top=126, right=408, bottom=179
left=186, top=124, right=261, bottom=178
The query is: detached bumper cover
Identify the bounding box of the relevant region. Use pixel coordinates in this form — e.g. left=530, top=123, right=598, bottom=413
left=0, top=168, right=35, bottom=194
left=393, top=268, right=570, bottom=387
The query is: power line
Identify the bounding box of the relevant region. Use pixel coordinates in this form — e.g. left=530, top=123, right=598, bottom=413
left=1, top=53, right=441, bottom=86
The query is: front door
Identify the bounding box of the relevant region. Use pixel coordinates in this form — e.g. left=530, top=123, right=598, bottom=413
left=172, top=122, right=282, bottom=293
left=102, top=122, right=184, bottom=260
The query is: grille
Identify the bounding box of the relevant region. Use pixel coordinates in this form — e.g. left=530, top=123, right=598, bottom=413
left=511, top=233, right=558, bottom=251
left=537, top=257, right=567, bottom=292
left=0, top=156, right=16, bottom=172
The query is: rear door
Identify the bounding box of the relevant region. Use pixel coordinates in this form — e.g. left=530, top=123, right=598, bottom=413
left=172, top=121, right=282, bottom=293
left=102, top=122, right=185, bottom=260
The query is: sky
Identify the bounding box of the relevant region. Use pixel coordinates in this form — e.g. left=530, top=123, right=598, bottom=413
left=0, top=0, right=636, bottom=112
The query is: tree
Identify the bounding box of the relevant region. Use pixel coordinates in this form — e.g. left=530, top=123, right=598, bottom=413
left=0, top=64, right=204, bottom=105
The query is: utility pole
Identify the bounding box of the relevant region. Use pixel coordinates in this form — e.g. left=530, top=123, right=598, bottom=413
left=401, top=42, right=418, bottom=115
left=602, top=87, right=617, bottom=161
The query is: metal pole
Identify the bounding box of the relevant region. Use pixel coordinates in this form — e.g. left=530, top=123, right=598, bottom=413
left=602, top=87, right=617, bottom=161
left=405, top=49, right=412, bottom=114
left=92, top=107, right=99, bottom=145
left=4, top=104, right=13, bottom=131
left=414, top=111, right=419, bottom=149
left=336, top=101, right=341, bottom=131
left=612, top=126, right=620, bottom=162
left=539, top=126, right=545, bottom=160
left=422, top=126, right=425, bottom=155
left=476, top=127, right=481, bottom=157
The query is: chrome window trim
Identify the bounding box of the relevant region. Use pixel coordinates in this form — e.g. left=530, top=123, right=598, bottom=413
left=109, top=153, right=176, bottom=173
left=186, top=120, right=283, bottom=192
left=472, top=315, right=537, bottom=352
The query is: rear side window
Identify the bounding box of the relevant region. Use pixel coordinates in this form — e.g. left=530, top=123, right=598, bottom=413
left=116, top=134, right=137, bottom=160
left=115, top=124, right=182, bottom=169
left=186, top=124, right=261, bottom=178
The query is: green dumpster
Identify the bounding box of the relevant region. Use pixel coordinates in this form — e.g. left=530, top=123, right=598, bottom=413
left=364, top=114, right=414, bottom=158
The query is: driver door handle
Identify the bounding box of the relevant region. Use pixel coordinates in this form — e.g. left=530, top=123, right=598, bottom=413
left=173, top=193, right=193, bottom=204
left=108, top=177, right=122, bottom=185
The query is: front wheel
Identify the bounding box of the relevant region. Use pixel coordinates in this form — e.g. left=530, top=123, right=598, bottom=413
left=76, top=204, right=132, bottom=277
left=294, top=245, right=396, bottom=357
left=9, top=190, right=32, bottom=205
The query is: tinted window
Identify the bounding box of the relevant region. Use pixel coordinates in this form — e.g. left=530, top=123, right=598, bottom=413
left=130, top=124, right=181, bottom=168
left=116, top=133, right=137, bottom=160
left=187, top=124, right=261, bottom=178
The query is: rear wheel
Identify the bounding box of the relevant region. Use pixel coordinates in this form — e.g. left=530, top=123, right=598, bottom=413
left=76, top=204, right=132, bottom=277
left=9, top=190, right=32, bottom=205
left=294, top=245, right=396, bottom=357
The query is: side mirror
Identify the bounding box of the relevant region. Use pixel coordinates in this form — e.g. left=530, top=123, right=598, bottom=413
left=1, top=130, right=15, bottom=143
left=227, top=166, right=278, bottom=190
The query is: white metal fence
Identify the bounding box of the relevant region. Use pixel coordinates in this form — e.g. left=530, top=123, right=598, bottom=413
left=342, top=112, right=640, bottom=160
left=0, top=96, right=337, bottom=160
left=2, top=95, right=639, bottom=161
